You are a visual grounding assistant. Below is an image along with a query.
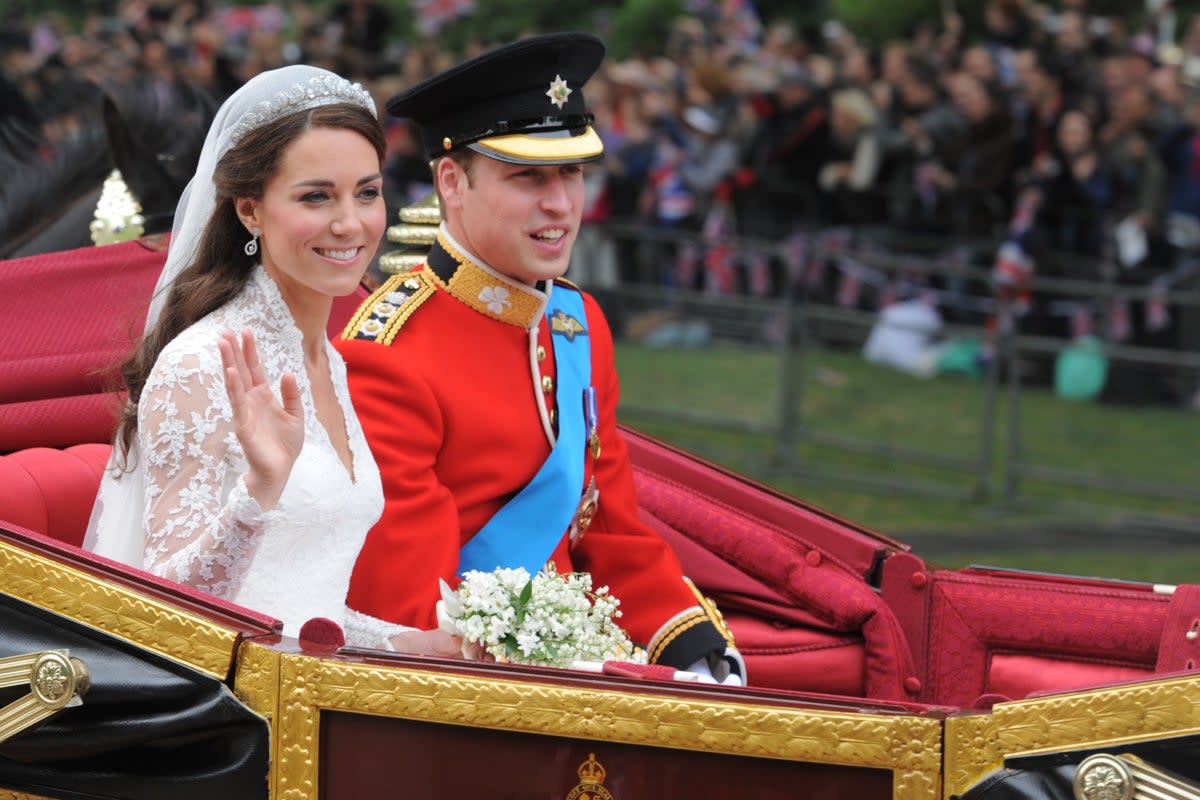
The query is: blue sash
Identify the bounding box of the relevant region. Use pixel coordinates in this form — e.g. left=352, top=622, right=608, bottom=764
left=457, top=287, right=591, bottom=576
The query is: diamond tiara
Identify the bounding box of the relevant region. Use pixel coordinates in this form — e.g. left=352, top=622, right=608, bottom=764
left=228, top=74, right=377, bottom=148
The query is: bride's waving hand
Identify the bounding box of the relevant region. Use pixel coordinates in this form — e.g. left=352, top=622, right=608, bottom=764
left=219, top=328, right=304, bottom=511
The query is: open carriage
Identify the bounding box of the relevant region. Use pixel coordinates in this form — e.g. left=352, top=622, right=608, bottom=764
left=2, top=237, right=1199, bottom=800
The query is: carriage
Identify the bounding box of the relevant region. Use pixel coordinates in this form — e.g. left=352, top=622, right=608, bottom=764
left=1, top=235, right=1199, bottom=800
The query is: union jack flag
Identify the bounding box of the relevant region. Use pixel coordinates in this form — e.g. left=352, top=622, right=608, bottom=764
left=413, top=0, right=476, bottom=35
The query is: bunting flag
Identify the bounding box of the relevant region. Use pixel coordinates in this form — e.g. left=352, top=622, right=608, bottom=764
left=803, top=249, right=826, bottom=291
left=1107, top=297, right=1131, bottom=342
left=1009, top=189, right=1039, bottom=239
left=1069, top=303, right=1094, bottom=339
left=704, top=244, right=737, bottom=296
left=413, top=0, right=477, bottom=35
left=1146, top=279, right=1171, bottom=332
left=993, top=241, right=1033, bottom=288
left=992, top=241, right=1033, bottom=317
left=818, top=227, right=853, bottom=256
left=809, top=228, right=851, bottom=292
left=780, top=231, right=810, bottom=290
left=835, top=257, right=864, bottom=309
left=747, top=251, right=771, bottom=297
left=702, top=200, right=734, bottom=242
left=836, top=268, right=861, bottom=308
left=675, top=241, right=701, bottom=290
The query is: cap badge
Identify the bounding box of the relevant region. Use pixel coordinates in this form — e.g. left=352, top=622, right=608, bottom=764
left=546, top=74, right=572, bottom=109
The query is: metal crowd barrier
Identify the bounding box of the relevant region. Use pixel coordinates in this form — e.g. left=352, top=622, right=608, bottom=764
left=584, top=220, right=1200, bottom=521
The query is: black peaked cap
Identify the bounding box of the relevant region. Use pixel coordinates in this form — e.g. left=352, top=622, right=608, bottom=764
left=386, top=32, right=606, bottom=163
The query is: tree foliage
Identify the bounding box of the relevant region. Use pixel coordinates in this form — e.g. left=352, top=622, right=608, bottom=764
left=427, top=0, right=613, bottom=53
left=830, top=0, right=944, bottom=45
left=606, top=0, right=683, bottom=60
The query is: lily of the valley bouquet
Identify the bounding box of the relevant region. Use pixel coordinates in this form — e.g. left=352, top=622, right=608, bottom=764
left=437, top=564, right=647, bottom=668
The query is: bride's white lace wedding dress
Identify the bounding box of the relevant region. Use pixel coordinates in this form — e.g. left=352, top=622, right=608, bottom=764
left=87, top=265, right=397, bottom=646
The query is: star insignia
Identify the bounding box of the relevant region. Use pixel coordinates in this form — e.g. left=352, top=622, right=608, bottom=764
left=546, top=74, right=572, bottom=109
left=550, top=310, right=587, bottom=340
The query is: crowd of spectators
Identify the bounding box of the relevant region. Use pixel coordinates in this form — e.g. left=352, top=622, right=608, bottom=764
left=551, top=0, right=1199, bottom=407
left=2, top=0, right=1198, bottom=403
left=563, top=2, right=1200, bottom=296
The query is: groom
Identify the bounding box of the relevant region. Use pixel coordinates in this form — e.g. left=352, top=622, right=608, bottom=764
left=337, top=33, right=742, bottom=683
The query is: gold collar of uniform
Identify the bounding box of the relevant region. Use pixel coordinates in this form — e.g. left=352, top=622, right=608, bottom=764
left=428, top=230, right=548, bottom=329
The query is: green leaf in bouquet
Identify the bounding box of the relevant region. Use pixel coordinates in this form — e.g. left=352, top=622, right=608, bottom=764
left=513, top=579, right=534, bottom=626
left=503, top=633, right=520, bottom=658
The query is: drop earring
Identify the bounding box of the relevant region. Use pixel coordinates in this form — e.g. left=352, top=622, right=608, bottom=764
left=244, top=227, right=260, bottom=257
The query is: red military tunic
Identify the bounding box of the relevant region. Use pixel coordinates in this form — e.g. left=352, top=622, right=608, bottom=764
left=336, top=232, right=733, bottom=669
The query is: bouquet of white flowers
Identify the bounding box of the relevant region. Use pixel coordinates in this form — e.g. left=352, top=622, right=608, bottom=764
left=436, top=564, right=647, bottom=668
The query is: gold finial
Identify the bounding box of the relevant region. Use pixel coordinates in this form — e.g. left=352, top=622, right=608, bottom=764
left=442, top=136, right=452, bottom=151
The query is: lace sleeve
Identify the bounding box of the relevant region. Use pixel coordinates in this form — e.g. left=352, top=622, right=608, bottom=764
left=138, top=347, right=280, bottom=597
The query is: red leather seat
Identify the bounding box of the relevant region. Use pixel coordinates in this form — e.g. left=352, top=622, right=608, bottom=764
left=0, top=444, right=112, bottom=547
left=0, top=239, right=167, bottom=452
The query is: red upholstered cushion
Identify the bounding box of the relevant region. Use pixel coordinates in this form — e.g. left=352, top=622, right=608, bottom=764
left=0, top=240, right=166, bottom=452
left=0, top=394, right=125, bottom=453
left=724, top=612, right=866, bottom=696
left=623, top=427, right=902, bottom=581
left=0, top=444, right=111, bottom=547
left=627, top=434, right=918, bottom=701
left=986, top=652, right=1152, bottom=701
left=923, top=569, right=1172, bottom=707
left=642, top=506, right=867, bottom=695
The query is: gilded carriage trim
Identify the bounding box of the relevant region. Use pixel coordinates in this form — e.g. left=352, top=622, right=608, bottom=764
left=274, top=653, right=943, bottom=800
left=943, top=675, right=1200, bottom=798
left=233, top=642, right=282, bottom=799
left=0, top=541, right=237, bottom=680
left=944, top=713, right=1005, bottom=799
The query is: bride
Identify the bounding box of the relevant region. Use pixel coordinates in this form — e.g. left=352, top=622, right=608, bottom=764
left=85, top=65, right=455, bottom=654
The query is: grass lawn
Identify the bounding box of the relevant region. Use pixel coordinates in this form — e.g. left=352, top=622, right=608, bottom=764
left=614, top=340, right=1200, bottom=583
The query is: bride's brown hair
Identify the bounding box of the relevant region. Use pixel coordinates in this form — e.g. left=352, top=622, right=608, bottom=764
left=113, top=103, right=385, bottom=467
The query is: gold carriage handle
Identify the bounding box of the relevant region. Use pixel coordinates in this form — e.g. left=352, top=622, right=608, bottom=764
left=1074, top=752, right=1200, bottom=800
left=0, top=650, right=91, bottom=745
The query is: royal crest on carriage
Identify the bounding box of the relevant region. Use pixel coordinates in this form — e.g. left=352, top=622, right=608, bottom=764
left=565, top=753, right=614, bottom=800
